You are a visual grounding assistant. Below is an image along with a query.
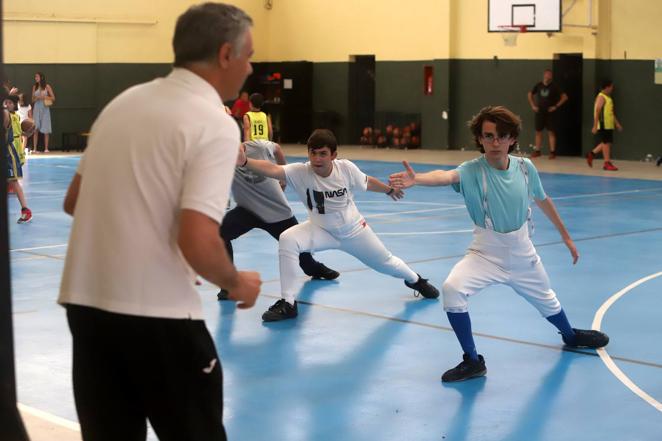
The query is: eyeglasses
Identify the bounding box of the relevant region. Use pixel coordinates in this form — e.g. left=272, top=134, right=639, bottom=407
left=481, top=133, right=512, bottom=144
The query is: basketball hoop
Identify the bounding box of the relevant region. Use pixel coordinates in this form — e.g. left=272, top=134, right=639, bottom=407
left=497, top=25, right=528, bottom=47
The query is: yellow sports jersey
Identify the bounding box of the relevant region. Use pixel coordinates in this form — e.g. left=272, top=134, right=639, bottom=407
left=596, top=92, right=615, bottom=130
left=9, top=113, right=25, bottom=164
left=246, top=111, right=269, bottom=141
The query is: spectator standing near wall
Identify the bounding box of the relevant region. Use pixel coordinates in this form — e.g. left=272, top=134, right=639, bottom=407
left=31, top=72, right=55, bottom=153
left=587, top=79, right=622, bottom=171
left=528, top=69, right=567, bottom=159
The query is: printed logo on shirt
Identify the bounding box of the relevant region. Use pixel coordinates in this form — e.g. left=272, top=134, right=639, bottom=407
left=324, top=188, right=347, bottom=198
left=306, top=187, right=349, bottom=214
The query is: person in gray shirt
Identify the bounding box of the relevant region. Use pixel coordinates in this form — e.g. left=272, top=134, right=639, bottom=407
left=217, top=139, right=339, bottom=299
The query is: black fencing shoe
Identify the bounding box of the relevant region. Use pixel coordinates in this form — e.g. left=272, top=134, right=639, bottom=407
left=405, top=274, right=440, bottom=299
left=306, top=264, right=340, bottom=280
left=562, top=328, right=609, bottom=349
left=217, top=289, right=230, bottom=301
left=441, top=354, right=487, bottom=382
left=262, top=299, right=298, bottom=322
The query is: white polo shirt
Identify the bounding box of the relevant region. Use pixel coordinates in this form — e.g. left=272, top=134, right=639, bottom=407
left=59, top=68, right=239, bottom=319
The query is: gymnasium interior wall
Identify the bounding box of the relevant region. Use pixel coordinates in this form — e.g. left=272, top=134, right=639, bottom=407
left=3, top=0, right=661, bottom=159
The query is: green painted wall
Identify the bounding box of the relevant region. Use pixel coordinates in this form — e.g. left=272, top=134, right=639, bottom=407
left=375, top=60, right=451, bottom=149
left=600, top=60, right=662, bottom=161
left=312, top=63, right=349, bottom=145
left=448, top=59, right=548, bottom=151
left=4, top=63, right=170, bottom=149
left=6, top=59, right=660, bottom=160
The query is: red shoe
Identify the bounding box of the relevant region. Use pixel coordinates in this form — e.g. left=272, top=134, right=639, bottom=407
left=603, top=161, right=618, bottom=171
left=586, top=151, right=594, bottom=167
left=530, top=150, right=542, bottom=158
left=18, top=207, right=32, bottom=224
left=548, top=151, right=557, bottom=159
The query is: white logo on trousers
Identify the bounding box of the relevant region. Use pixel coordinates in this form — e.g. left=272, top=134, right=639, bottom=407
left=202, top=358, right=217, bottom=374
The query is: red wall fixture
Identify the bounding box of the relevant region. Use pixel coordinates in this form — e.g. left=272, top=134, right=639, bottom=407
left=424, top=65, right=433, bottom=95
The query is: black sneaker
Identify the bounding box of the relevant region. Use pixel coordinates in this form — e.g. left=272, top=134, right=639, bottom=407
left=305, top=263, right=340, bottom=280
left=441, top=354, right=487, bottom=382
left=562, top=328, right=609, bottom=348
left=405, top=274, right=440, bottom=299
left=217, top=289, right=230, bottom=301
left=262, top=299, right=298, bottom=322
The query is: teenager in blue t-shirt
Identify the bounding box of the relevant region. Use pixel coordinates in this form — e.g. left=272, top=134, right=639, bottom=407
left=389, top=106, right=609, bottom=382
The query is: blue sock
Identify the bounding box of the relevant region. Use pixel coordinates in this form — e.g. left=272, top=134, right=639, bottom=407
left=446, top=312, right=478, bottom=361
left=546, top=309, right=576, bottom=342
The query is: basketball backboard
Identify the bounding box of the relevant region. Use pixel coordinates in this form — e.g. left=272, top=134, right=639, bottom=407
left=488, top=0, right=561, bottom=32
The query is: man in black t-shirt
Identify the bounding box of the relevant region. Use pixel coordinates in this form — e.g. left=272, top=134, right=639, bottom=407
left=527, top=69, right=568, bottom=159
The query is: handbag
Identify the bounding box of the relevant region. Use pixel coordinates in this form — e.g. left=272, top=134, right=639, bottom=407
left=44, top=98, right=53, bottom=107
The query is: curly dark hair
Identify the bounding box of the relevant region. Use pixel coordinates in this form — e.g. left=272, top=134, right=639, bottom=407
left=468, top=106, right=521, bottom=153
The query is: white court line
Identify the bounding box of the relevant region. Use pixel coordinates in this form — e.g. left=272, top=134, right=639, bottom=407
left=364, top=206, right=465, bottom=219
left=17, top=403, right=80, bottom=432
left=10, top=244, right=68, bottom=252
left=289, top=200, right=457, bottom=207
left=592, top=271, right=662, bottom=413
left=377, top=229, right=473, bottom=236
left=553, top=188, right=662, bottom=201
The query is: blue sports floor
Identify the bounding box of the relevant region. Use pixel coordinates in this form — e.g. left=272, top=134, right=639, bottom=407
left=9, top=155, right=662, bottom=441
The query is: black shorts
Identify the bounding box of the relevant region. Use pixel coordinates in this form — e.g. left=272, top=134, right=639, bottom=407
left=66, top=304, right=227, bottom=441
left=595, top=129, right=614, bottom=144
left=534, top=110, right=556, bottom=132
left=6, top=142, right=23, bottom=181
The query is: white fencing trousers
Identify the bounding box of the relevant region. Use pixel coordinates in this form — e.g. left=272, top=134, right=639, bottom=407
left=278, top=220, right=418, bottom=303
left=442, top=223, right=562, bottom=318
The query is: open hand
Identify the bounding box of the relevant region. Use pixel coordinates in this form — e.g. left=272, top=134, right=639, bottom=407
left=389, top=161, right=417, bottom=189
left=387, top=187, right=404, bottom=200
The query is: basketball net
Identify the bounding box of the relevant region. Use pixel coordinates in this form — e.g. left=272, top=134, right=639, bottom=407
left=499, top=25, right=528, bottom=47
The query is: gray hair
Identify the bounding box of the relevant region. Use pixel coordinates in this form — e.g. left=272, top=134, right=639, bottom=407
left=172, top=2, right=252, bottom=67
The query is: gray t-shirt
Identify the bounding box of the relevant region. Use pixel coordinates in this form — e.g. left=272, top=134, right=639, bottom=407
left=232, top=140, right=293, bottom=223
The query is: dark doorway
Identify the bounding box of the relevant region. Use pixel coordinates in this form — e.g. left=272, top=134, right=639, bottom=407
left=242, top=61, right=313, bottom=144
left=553, top=53, right=583, bottom=156
left=348, top=55, right=375, bottom=145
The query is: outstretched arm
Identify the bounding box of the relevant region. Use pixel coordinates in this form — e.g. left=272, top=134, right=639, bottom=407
left=535, top=197, right=579, bottom=264
left=389, top=160, right=459, bottom=188
left=237, top=144, right=286, bottom=181
left=367, top=176, right=404, bottom=200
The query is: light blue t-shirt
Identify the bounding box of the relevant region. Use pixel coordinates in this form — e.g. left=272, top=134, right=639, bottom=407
left=451, top=155, right=546, bottom=233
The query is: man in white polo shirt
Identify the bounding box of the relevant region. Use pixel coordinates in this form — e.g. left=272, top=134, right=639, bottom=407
left=59, top=4, right=260, bottom=440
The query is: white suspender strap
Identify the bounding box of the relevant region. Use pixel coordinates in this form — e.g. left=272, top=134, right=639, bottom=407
left=479, top=164, right=494, bottom=230
left=518, top=158, right=535, bottom=236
